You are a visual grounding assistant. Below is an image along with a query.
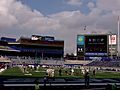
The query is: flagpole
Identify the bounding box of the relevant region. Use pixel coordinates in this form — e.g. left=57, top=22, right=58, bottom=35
left=84, top=26, right=86, bottom=61
left=118, top=16, right=119, bottom=59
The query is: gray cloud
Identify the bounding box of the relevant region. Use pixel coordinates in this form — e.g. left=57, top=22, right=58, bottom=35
left=97, top=0, right=120, bottom=11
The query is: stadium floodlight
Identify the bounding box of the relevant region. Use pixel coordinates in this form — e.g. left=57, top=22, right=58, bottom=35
left=117, top=16, right=119, bottom=59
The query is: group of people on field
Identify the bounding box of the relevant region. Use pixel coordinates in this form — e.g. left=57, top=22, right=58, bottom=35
left=46, top=68, right=55, bottom=77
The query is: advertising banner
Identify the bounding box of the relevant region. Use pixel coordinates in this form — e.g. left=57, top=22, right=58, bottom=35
left=109, top=35, right=117, bottom=45
left=77, top=35, right=84, bottom=45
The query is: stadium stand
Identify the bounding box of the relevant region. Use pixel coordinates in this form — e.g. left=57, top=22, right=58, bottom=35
left=40, top=59, right=64, bottom=65
left=0, top=35, right=64, bottom=59
left=85, top=60, right=120, bottom=67
left=64, top=60, right=92, bottom=65
left=0, top=56, right=11, bottom=63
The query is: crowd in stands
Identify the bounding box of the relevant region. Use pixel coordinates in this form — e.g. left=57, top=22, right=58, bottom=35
left=64, top=60, right=91, bottom=65
left=1, top=55, right=120, bottom=69
left=40, top=60, right=64, bottom=65
left=86, top=60, right=120, bottom=67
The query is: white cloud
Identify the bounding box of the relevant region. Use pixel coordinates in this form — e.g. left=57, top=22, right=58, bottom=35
left=0, top=0, right=120, bottom=54
left=66, top=0, right=82, bottom=6
left=0, top=0, right=18, bottom=30
left=87, top=2, right=95, bottom=10
left=0, top=0, right=59, bottom=34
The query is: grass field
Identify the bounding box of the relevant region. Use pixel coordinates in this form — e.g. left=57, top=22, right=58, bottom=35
left=1, top=66, right=120, bottom=78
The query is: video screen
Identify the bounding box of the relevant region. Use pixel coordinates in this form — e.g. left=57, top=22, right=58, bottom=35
left=85, top=35, right=107, bottom=54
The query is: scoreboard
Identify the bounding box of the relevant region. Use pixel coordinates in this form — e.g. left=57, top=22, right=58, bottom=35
left=77, top=35, right=108, bottom=59
left=85, top=35, right=108, bottom=56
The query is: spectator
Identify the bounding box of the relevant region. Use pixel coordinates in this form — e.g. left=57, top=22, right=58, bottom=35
left=43, top=75, right=48, bottom=88
left=65, top=70, right=68, bottom=75
left=93, top=69, right=96, bottom=77
left=112, top=83, right=117, bottom=90
left=71, top=68, right=74, bottom=75
left=59, top=68, right=62, bottom=76
left=84, top=72, right=89, bottom=88
left=106, top=84, right=112, bottom=90
left=34, top=78, right=40, bottom=90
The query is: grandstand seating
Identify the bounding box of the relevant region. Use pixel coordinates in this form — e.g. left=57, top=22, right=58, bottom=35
left=85, top=60, right=120, bottom=67
left=3, top=55, right=120, bottom=68
left=10, top=59, right=36, bottom=65
left=10, top=58, right=92, bottom=66
left=0, top=56, right=11, bottom=63
left=9, top=57, right=64, bottom=65
left=64, top=60, right=92, bottom=65
left=40, top=60, right=64, bottom=65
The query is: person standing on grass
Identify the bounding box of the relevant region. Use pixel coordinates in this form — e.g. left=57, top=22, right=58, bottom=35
left=84, top=72, right=89, bottom=88
left=59, top=68, right=62, bottom=76
left=34, top=79, right=40, bottom=90
left=93, top=69, right=96, bottom=77
left=71, top=68, right=74, bottom=75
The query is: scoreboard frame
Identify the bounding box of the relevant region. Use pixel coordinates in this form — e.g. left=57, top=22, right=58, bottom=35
left=77, top=34, right=109, bottom=60
left=84, top=34, right=108, bottom=56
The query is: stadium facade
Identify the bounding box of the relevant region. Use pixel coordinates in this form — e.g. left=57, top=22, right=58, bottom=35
left=0, top=35, right=64, bottom=59
left=77, top=34, right=117, bottom=60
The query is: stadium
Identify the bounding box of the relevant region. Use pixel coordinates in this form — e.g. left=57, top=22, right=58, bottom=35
left=0, top=34, right=120, bottom=90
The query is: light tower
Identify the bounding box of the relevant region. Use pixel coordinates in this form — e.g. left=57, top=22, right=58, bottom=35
left=117, top=16, right=119, bottom=59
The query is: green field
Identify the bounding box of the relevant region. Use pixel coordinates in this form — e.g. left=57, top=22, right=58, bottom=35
left=1, top=66, right=120, bottom=78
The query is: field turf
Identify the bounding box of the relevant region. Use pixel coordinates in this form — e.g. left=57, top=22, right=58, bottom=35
left=0, top=66, right=120, bottom=78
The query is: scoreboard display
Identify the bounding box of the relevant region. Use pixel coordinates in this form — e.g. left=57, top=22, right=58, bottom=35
left=77, top=35, right=108, bottom=58
left=85, top=35, right=108, bottom=56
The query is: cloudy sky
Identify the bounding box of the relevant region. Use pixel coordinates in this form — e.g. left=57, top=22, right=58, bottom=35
left=0, top=0, right=120, bottom=54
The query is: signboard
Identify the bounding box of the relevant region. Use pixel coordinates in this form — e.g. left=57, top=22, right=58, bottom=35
left=77, top=35, right=84, bottom=57
left=77, top=35, right=84, bottom=45
left=31, top=35, right=42, bottom=40
left=31, top=36, right=39, bottom=40
left=85, top=52, right=107, bottom=56
left=85, top=35, right=108, bottom=56
left=77, top=45, right=84, bottom=57
left=31, top=35, right=54, bottom=41
left=42, top=36, right=54, bottom=41
left=109, top=35, right=117, bottom=45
